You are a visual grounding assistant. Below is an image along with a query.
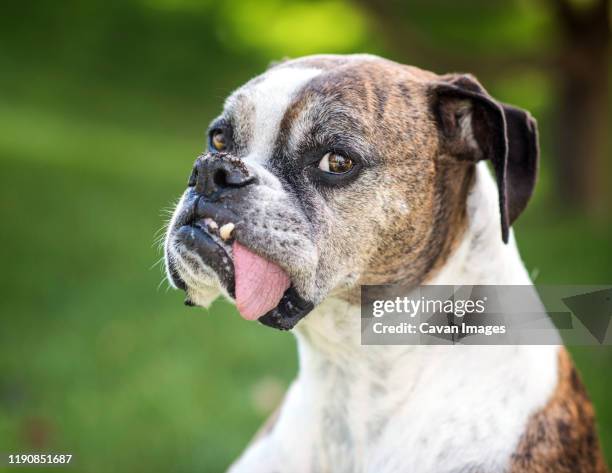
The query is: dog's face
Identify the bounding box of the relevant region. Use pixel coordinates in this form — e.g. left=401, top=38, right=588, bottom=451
left=164, top=54, right=538, bottom=330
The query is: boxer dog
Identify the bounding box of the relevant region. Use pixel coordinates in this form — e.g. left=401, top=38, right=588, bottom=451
left=164, top=54, right=607, bottom=472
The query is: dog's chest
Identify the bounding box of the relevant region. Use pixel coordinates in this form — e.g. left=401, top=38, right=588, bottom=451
left=269, top=344, right=559, bottom=473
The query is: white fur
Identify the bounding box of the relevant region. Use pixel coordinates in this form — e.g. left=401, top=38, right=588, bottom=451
left=235, top=67, right=322, bottom=165
left=228, top=163, right=560, bottom=473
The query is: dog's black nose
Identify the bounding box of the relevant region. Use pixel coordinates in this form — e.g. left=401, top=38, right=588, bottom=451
left=189, top=153, right=254, bottom=197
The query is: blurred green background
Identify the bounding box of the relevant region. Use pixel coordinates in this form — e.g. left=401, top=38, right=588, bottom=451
left=1, top=0, right=611, bottom=471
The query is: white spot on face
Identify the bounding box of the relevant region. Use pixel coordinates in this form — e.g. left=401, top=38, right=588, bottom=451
left=237, top=67, right=322, bottom=165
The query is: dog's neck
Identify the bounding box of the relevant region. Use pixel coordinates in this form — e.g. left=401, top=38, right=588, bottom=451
left=236, top=164, right=560, bottom=473
left=295, top=162, right=531, bottom=359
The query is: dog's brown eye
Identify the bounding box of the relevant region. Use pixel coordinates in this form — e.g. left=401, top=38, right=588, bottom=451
left=318, top=152, right=354, bottom=174
left=211, top=129, right=227, bottom=151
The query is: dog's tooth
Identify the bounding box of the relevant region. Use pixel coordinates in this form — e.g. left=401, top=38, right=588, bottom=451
left=219, top=222, right=235, bottom=241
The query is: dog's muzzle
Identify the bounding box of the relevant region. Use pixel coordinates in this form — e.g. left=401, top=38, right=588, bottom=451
left=167, top=153, right=314, bottom=330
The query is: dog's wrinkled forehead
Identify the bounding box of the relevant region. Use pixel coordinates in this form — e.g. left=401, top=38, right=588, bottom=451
left=224, top=65, right=322, bottom=164
left=220, top=54, right=435, bottom=166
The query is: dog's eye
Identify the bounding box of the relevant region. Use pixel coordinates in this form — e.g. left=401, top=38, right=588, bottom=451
left=210, top=129, right=227, bottom=152
left=318, top=152, right=354, bottom=174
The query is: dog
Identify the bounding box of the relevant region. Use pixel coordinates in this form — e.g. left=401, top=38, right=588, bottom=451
left=164, top=54, right=607, bottom=473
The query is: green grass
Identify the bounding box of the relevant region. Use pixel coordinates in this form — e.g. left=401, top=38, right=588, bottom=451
left=0, top=86, right=611, bottom=472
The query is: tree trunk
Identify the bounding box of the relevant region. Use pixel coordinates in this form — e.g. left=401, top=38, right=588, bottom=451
left=552, top=0, right=611, bottom=214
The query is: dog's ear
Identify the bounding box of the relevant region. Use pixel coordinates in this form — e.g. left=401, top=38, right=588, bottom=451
left=430, top=74, right=539, bottom=243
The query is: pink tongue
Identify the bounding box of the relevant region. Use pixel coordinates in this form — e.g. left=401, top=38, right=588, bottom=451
left=233, top=241, right=291, bottom=320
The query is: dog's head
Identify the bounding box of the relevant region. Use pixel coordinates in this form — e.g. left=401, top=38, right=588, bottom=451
left=164, top=54, right=539, bottom=330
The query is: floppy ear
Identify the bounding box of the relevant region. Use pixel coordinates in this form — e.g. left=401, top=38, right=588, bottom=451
left=431, top=74, right=539, bottom=243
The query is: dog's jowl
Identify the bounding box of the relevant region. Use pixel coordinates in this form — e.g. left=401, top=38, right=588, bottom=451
left=164, top=54, right=608, bottom=473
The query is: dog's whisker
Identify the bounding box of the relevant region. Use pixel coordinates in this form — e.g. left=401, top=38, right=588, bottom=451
left=149, top=256, right=165, bottom=272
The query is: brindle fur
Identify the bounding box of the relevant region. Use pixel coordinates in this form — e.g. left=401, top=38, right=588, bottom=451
left=272, top=57, right=475, bottom=288
left=509, top=348, right=608, bottom=473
